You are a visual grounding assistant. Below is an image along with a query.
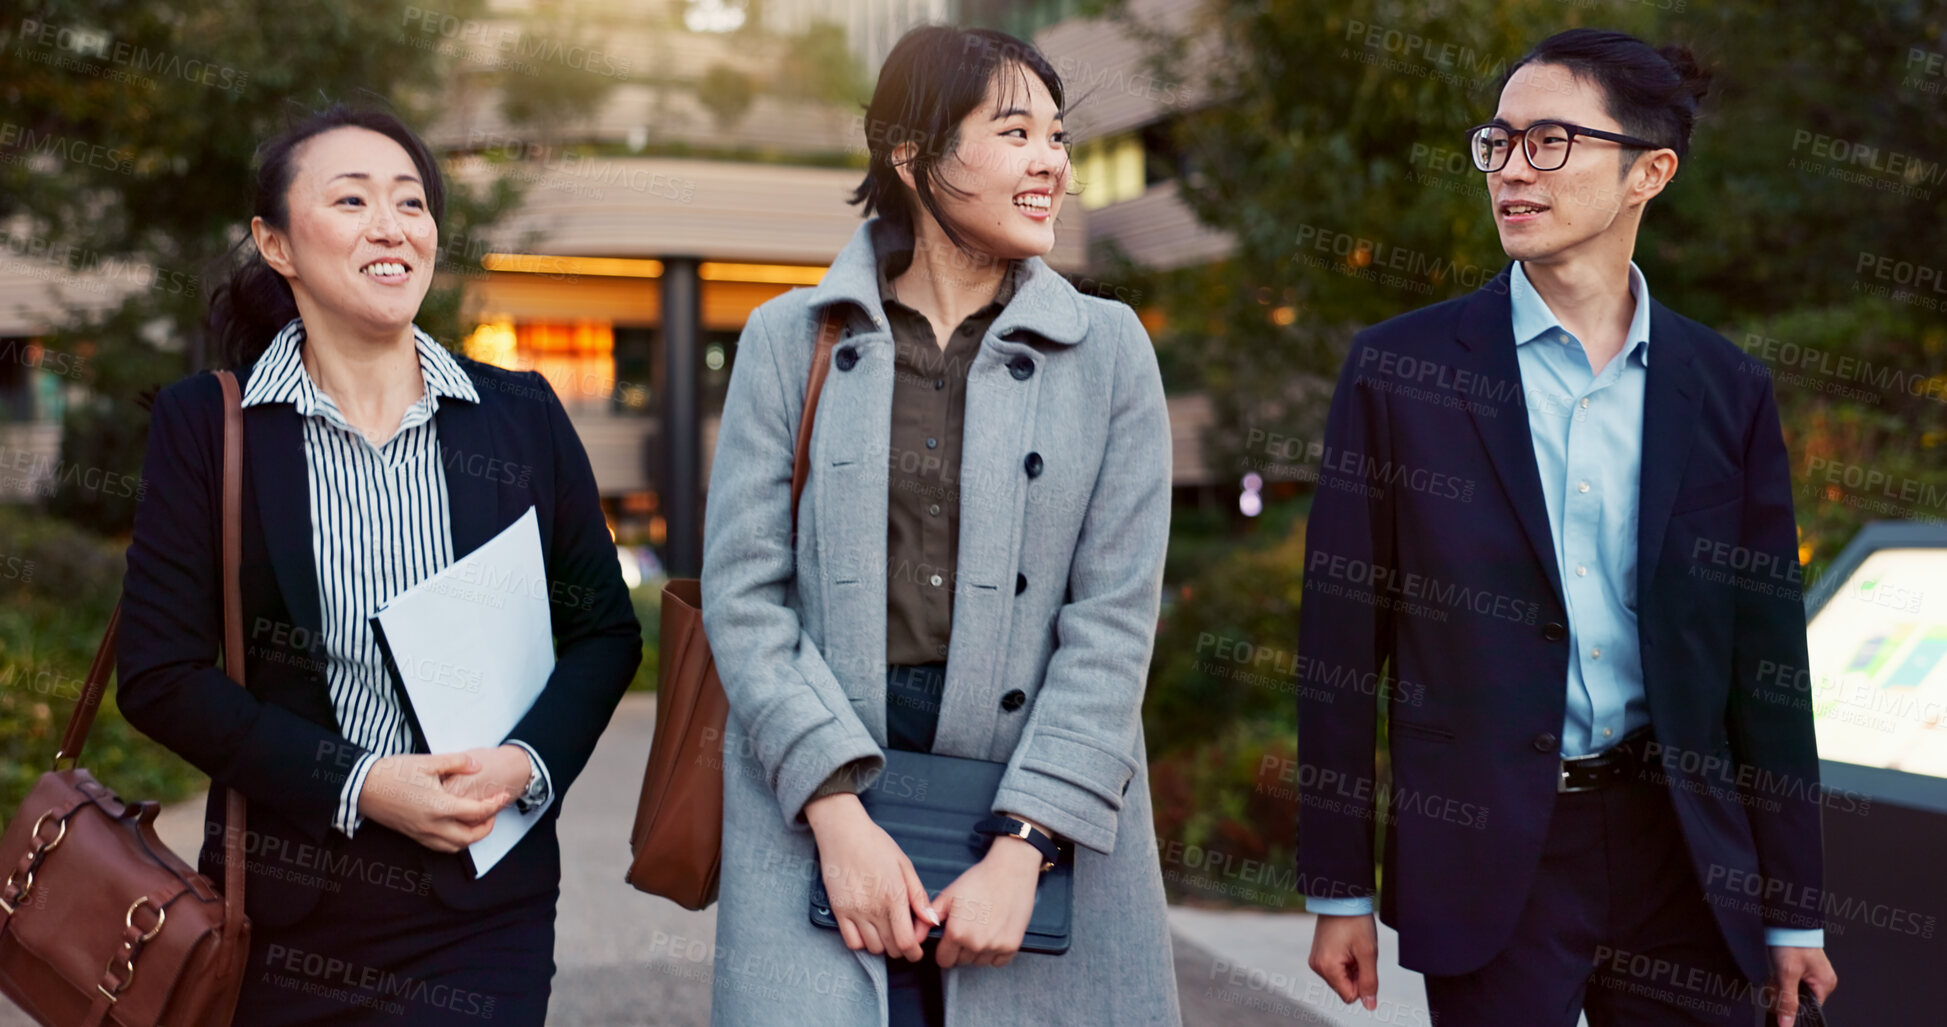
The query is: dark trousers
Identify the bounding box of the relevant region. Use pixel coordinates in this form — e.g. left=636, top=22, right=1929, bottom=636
left=885, top=663, right=948, bottom=1027
left=1422, top=764, right=1764, bottom=1026
left=229, top=824, right=557, bottom=1026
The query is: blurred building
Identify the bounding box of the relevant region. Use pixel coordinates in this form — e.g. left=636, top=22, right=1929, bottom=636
left=1, top=0, right=1235, bottom=567
left=767, top=0, right=954, bottom=69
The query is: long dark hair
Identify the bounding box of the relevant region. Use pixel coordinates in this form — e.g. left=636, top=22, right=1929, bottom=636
left=849, top=26, right=1067, bottom=252
left=1505, top=29, right=1713, bottom=166
left=205, top=103, right=447, bottom=368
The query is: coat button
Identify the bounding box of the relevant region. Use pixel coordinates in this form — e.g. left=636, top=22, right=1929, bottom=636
left=1541, top=621, right=1567, bottom=642
left=1023, top=452, right=1043, bottom=478
left=834, top=346, right=858, bottom=371
left=1000, top=689, right=1027, bottom=712
left=1532, top=732, right=1558, bottom=753
left=935, top=644, right=948, bottom=658
left=1008, top=355, right=1035, bottom=381
left=1015, top=573, right=1027, bottom=595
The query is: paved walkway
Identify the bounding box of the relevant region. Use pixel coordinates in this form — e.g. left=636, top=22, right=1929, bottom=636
left=5, top=695, right=1466, bottom=1025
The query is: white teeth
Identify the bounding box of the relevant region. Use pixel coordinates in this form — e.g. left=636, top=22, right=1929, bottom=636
left=362, top=262, right=407, bottom=276
left=1013, top=194, right=1050, bottom=211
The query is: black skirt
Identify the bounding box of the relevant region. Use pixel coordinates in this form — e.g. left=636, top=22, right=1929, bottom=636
left=228, top=822, right=557, bottom=1027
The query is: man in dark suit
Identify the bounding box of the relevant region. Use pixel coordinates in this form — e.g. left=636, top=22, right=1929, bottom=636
left=1299, top=29, right=1837, bottom=1026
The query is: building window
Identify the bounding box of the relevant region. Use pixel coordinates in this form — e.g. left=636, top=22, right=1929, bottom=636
left=464, top=317, right=622, bottom=415
left=1073, top=132, right=1147, bottom=209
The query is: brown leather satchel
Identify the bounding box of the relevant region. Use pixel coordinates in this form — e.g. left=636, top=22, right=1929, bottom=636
left=626, top=309, right=841, bottom=910
left=0, top=370, right=251, bottom=1026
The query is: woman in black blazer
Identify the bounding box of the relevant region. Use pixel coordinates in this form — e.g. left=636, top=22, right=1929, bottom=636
left=116, top=105, right=641, bottom=1026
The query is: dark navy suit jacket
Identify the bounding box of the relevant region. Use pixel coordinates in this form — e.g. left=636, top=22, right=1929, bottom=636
left=117, top=358, right=642, bottom=929
left=1296, top=268, right=1824, bottom=983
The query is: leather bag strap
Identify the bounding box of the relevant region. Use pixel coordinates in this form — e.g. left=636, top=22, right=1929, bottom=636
left=51, top=603, right=119, bottom=772
left=213, top=369, right=247, bottom=941
left=789, top=309, right=842, bottom=536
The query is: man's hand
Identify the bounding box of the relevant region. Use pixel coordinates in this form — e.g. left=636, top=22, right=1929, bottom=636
left=1767, top=946, right=1836, bottom=1027
left=805, top=793, right=938, bottom=962
left=1308, top=912, right=1380, bottom=1011
left=932, top=815, right=1047, bottom=969
left=356, top=753, right=509, bottom=852
left=441, top=745, right=534, bottom=803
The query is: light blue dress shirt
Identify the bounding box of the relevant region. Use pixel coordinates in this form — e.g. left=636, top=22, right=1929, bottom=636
left=1308, top=263, right=1822, bottom=949
left=1511, top=258, right=1653, bottom=760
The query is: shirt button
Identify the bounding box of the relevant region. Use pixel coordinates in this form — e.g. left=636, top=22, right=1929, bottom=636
left=1575, top=565, right=1587, bottom=577
left=928, top=503, right=941, bottom=516
left=926, top=437, right=938, bottom=449
left=1591, top=647, right=1603, bottom=659
left=935, top=644, right=949, bottom=658
left=1602, top=727, right=1614, bottom=739
left=929, top=574, right=943, bottom=587
left=1579, top=397, right=1590, bottom=409
left=1577, top=480, right=1591, bottom=494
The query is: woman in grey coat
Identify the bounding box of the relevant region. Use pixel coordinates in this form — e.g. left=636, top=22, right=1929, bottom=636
left=700, top=25, right=1180, bottom=1026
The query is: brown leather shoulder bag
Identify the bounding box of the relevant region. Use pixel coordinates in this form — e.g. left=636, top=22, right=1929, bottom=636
left=626, top=308, right=841, bottom=909
left=0, top=369, right=251, bottom=1025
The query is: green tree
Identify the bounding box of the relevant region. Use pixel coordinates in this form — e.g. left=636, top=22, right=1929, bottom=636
left=699, top=63, right=755, bottom=131
left=776, top=20, right=869, bottom=110
left=496, top=11, right=623, bottom=138
left=1130, top=0, right=1946, bottom=581
left=1124, top=1, right=1947, bottom=905
left=0, top=0, right=532, bottom=534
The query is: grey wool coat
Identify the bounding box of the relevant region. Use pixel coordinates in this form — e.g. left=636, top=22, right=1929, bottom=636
left=699, top=219, right=1182, bottom=1026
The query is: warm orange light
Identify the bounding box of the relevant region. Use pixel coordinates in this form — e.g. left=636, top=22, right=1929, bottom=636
left=483, top=254, right=664, bottom=278
left=699, top=262, right=827, bottom=286
left=481, top=253, right=829, bottom=286
left=464, top=316, right=519, bottom=367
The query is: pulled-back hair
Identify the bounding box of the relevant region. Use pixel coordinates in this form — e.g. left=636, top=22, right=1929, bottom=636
left=204, top=103, right=446, bottom=368
left=1505, top=29, right=1713, bottom=165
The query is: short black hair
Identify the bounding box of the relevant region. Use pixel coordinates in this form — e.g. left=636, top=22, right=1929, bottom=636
left=1504, top=28, right=1712, bottom=164
left=849, top=25, right=1066, bottom=251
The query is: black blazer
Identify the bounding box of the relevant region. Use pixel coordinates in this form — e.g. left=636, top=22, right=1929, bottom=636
left=117, top=358, right=642, bottom=929
left=1296, top=268, right=1823, bottom=983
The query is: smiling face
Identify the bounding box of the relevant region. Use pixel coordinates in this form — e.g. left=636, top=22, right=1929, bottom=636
left=1485, top=62, right=1674, bottom=268
left=901, top=62, right=1071, bottom=261
left=251, top=126, right=436, bottom=338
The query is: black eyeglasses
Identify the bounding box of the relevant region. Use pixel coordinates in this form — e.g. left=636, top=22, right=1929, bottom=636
left=1464, top=120, right=1667, bottom=173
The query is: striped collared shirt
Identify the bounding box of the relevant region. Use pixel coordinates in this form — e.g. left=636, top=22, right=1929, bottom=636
left=242, top=318, right=547, bottom=836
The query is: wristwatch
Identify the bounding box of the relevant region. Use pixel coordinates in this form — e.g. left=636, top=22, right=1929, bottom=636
left=974, top=815, right=1060, bottom=872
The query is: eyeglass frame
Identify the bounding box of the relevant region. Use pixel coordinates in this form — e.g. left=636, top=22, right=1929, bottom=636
left=1463, top=119, right=1669, bottom=173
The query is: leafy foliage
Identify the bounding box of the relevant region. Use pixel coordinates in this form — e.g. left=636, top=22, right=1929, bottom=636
left=1132, top=0, right=1947, bottom=565
left=1130, top=0, right=1947, bottom=907
left=0, top=508, right=206, bottom=821
left=1, top=0, right=533, bottom=534
left=699, top=63, right=756, bottom=130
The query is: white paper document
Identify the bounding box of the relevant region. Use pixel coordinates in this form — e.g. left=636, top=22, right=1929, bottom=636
left=373, top=506, right=556, bottom=876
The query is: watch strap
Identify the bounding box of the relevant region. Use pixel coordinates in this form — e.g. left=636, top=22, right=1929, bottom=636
left=974, top=815, right=1059, bottom=870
